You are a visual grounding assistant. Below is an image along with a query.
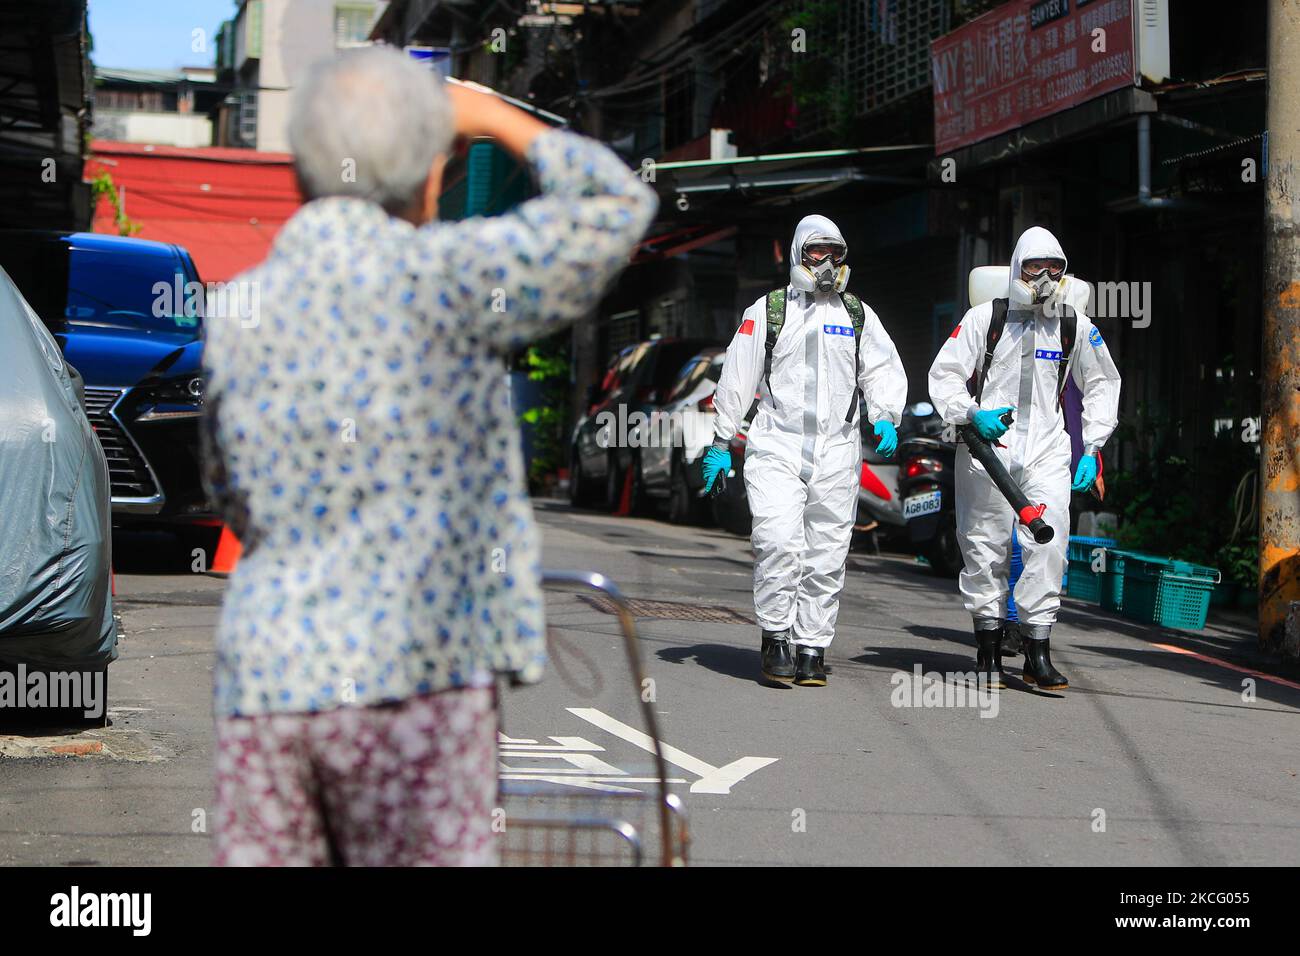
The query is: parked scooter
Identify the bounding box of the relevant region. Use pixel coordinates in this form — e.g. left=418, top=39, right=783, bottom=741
left=855, top=402, right=941, bottom=548
left=896, top=405, right=960, bottom=577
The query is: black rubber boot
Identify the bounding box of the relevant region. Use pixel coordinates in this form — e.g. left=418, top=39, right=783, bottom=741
left=794, top=647, right=827, bottom=687
left=760, top=628, right=795, bottom=684
left=1022, top=631, right=1068, bottom=690
left=974, top=625, right=1006, bottom=690
left=1000, top=622, right=1023, bottom=657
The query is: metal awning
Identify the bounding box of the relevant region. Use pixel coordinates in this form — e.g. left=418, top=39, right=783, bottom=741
left=649, top=145, right=930, bottom=197
left=631, top=224, right=737, bottom=263
left=444, top=76, right=568, bottom=127
left=930, top=87, right=1157, bottom=174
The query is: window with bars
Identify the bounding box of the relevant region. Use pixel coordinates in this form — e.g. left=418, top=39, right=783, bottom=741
left=335, top=3, right=377, bottom=49
left=246, top=0, right=263, bottom=59
left=844, top=0, right=952, bottom=113
left=96, top=89, right=168, bottom=113
left=237, top=90, right=259, bottom=147
left=776, top=0, right=954, bottom=140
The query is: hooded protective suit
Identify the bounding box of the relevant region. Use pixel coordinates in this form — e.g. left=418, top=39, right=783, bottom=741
left=713, top=215, right=907, bottom=647
left=928, top=226, right=1121, bottom=628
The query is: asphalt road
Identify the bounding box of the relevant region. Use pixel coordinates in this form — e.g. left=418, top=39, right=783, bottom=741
left=0, top=530, right=222, bottom=866
left=1, top=508, right=1297, bottom=867
left=513, top=502, right=1300, bottom=866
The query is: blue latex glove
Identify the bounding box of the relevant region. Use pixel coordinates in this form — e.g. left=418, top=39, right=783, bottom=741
left=701, top=444, right=732, bottom=495
left=872, top=420, right=898, bottom=458
left=1072, top=454, right=1098, bottom=492
left=971, top=406, right=1014, bottom=441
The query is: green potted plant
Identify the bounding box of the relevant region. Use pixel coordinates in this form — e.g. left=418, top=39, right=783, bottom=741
left=1215, top=535, right=1258, bottom=609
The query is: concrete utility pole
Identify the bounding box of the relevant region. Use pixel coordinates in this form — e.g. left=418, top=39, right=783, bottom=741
left=1261, top=0, right=1300, bottom=659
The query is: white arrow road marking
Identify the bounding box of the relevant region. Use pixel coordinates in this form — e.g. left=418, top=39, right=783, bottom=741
left=498, top=733, right=538, bottom=744
left=498, top=735, right=606, bottom=752
left=567, top=707, right=777, bottom=795
left=499, top=751, right=625, bottom=777
left=500, top=774, right=689, bottom=794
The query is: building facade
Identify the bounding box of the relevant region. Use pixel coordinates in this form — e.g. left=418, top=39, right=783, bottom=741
left=213, top=0, right=389, bottom=151
left=93, top=67, right=224, bottom=148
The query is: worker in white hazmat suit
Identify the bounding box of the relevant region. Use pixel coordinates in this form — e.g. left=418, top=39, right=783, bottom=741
left=928, top=225, right=1121, bottom=690
left=702, top=215, right=907, bottom=687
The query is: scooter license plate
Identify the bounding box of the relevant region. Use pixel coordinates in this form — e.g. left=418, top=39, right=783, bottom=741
left=903, top=490, right=942, bottom=520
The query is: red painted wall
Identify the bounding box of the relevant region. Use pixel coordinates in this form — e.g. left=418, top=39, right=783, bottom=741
left=85, top=140, right=302, bottom=282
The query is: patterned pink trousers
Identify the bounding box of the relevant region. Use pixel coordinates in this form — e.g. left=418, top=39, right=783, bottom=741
left=214, top=688, right=498, bottom=866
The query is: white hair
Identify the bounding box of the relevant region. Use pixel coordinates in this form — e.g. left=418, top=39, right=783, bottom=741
left=289, top=46, right=454, bottom=213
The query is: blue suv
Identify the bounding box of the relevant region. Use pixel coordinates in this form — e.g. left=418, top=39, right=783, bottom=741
left=0, top=231, right=209, bottom=527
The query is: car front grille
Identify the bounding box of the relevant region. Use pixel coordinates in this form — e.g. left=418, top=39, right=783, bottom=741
left=82, top=387, right=160, bottom=500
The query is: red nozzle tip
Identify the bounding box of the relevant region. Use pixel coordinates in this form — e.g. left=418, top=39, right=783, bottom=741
left=1018, top=503, right=1047, bottom=526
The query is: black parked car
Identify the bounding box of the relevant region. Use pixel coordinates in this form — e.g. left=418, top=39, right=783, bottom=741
left=568, top=336, right=717, bottom=510
left=0, top=231, right=209, bottom=530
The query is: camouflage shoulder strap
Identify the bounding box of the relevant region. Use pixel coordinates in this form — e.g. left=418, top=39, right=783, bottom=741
left=840, top=291, right=866, bottom=337
left=763, top=288, right=788, bottom=392
left=840, top=291, right=867, bottom=423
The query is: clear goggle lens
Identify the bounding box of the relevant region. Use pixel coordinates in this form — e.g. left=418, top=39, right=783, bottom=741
left=1024, top=261, right=1065, bottom=279
left=803, top=242, right=846, bottom=265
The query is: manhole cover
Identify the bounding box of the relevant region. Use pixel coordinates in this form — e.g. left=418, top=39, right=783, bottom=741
left=576, top=594, right=754, bottom=625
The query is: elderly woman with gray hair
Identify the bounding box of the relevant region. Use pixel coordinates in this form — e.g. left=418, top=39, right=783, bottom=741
left=200, top=47, right=657, bottom=866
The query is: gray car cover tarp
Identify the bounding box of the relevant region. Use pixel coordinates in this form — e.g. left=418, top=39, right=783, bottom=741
left=0, top=264, right=117, bottom=670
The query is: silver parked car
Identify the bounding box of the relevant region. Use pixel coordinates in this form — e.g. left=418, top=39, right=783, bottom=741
left=635, top=347, right=726, bottom=523
left=0, top=264, right=117, bottom=718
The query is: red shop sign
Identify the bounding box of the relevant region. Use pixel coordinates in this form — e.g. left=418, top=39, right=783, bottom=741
left=931, top=0, right=1136, bottom=155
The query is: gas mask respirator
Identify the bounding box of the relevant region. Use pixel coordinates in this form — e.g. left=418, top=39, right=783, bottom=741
left=791, top=239, right=849, bottom=295
left=1010, top=262, right=1066, bottom=308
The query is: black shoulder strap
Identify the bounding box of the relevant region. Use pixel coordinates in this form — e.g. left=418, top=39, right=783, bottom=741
left=1057, top=307, right=1077, bottom=410
left=763, top=288, right=787, bottom=395
left=974, top=297, right=1009, bottom=405
left=840, top=291, right=867, bottom=423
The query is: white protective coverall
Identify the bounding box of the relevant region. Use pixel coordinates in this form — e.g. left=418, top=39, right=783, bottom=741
left=928, top=226, right=1122, bottom=628
left=712, top=215, right=907, bottom=648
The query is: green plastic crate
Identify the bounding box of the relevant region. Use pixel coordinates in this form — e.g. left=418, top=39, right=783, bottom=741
left=1118, top=554, right=1221, bottom=631
left=1098, top=549, right=1165, bottom=613
left=1065, top=536, right=1116, bottom=604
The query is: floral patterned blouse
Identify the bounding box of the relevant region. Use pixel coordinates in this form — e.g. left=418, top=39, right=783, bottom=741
left=201, top=128, right=657, bottom=717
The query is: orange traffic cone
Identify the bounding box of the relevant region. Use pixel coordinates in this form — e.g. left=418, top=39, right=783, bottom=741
left=208, top=526, right=243, bottom=577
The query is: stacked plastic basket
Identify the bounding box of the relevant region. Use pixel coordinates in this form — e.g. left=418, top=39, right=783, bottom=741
left=1009, top=535, right=1220, bottom=632
left=1101, top=550, right=1220, bottom=630
left=1064, top=535, right=1115, bottom=603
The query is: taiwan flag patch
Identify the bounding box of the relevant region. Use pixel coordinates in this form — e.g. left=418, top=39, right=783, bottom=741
left=738, top=319, right=755, bottom=336
left=950, top=324, right=961, bottom=339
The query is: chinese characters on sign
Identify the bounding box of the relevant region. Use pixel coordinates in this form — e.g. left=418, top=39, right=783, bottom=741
left=931, top=0, right=1136, bottom=154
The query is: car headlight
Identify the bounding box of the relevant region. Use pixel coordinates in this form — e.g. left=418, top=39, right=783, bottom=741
left=132, top=375, right=204, bottom=421
left=151, top=376, right=203, bottom=404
